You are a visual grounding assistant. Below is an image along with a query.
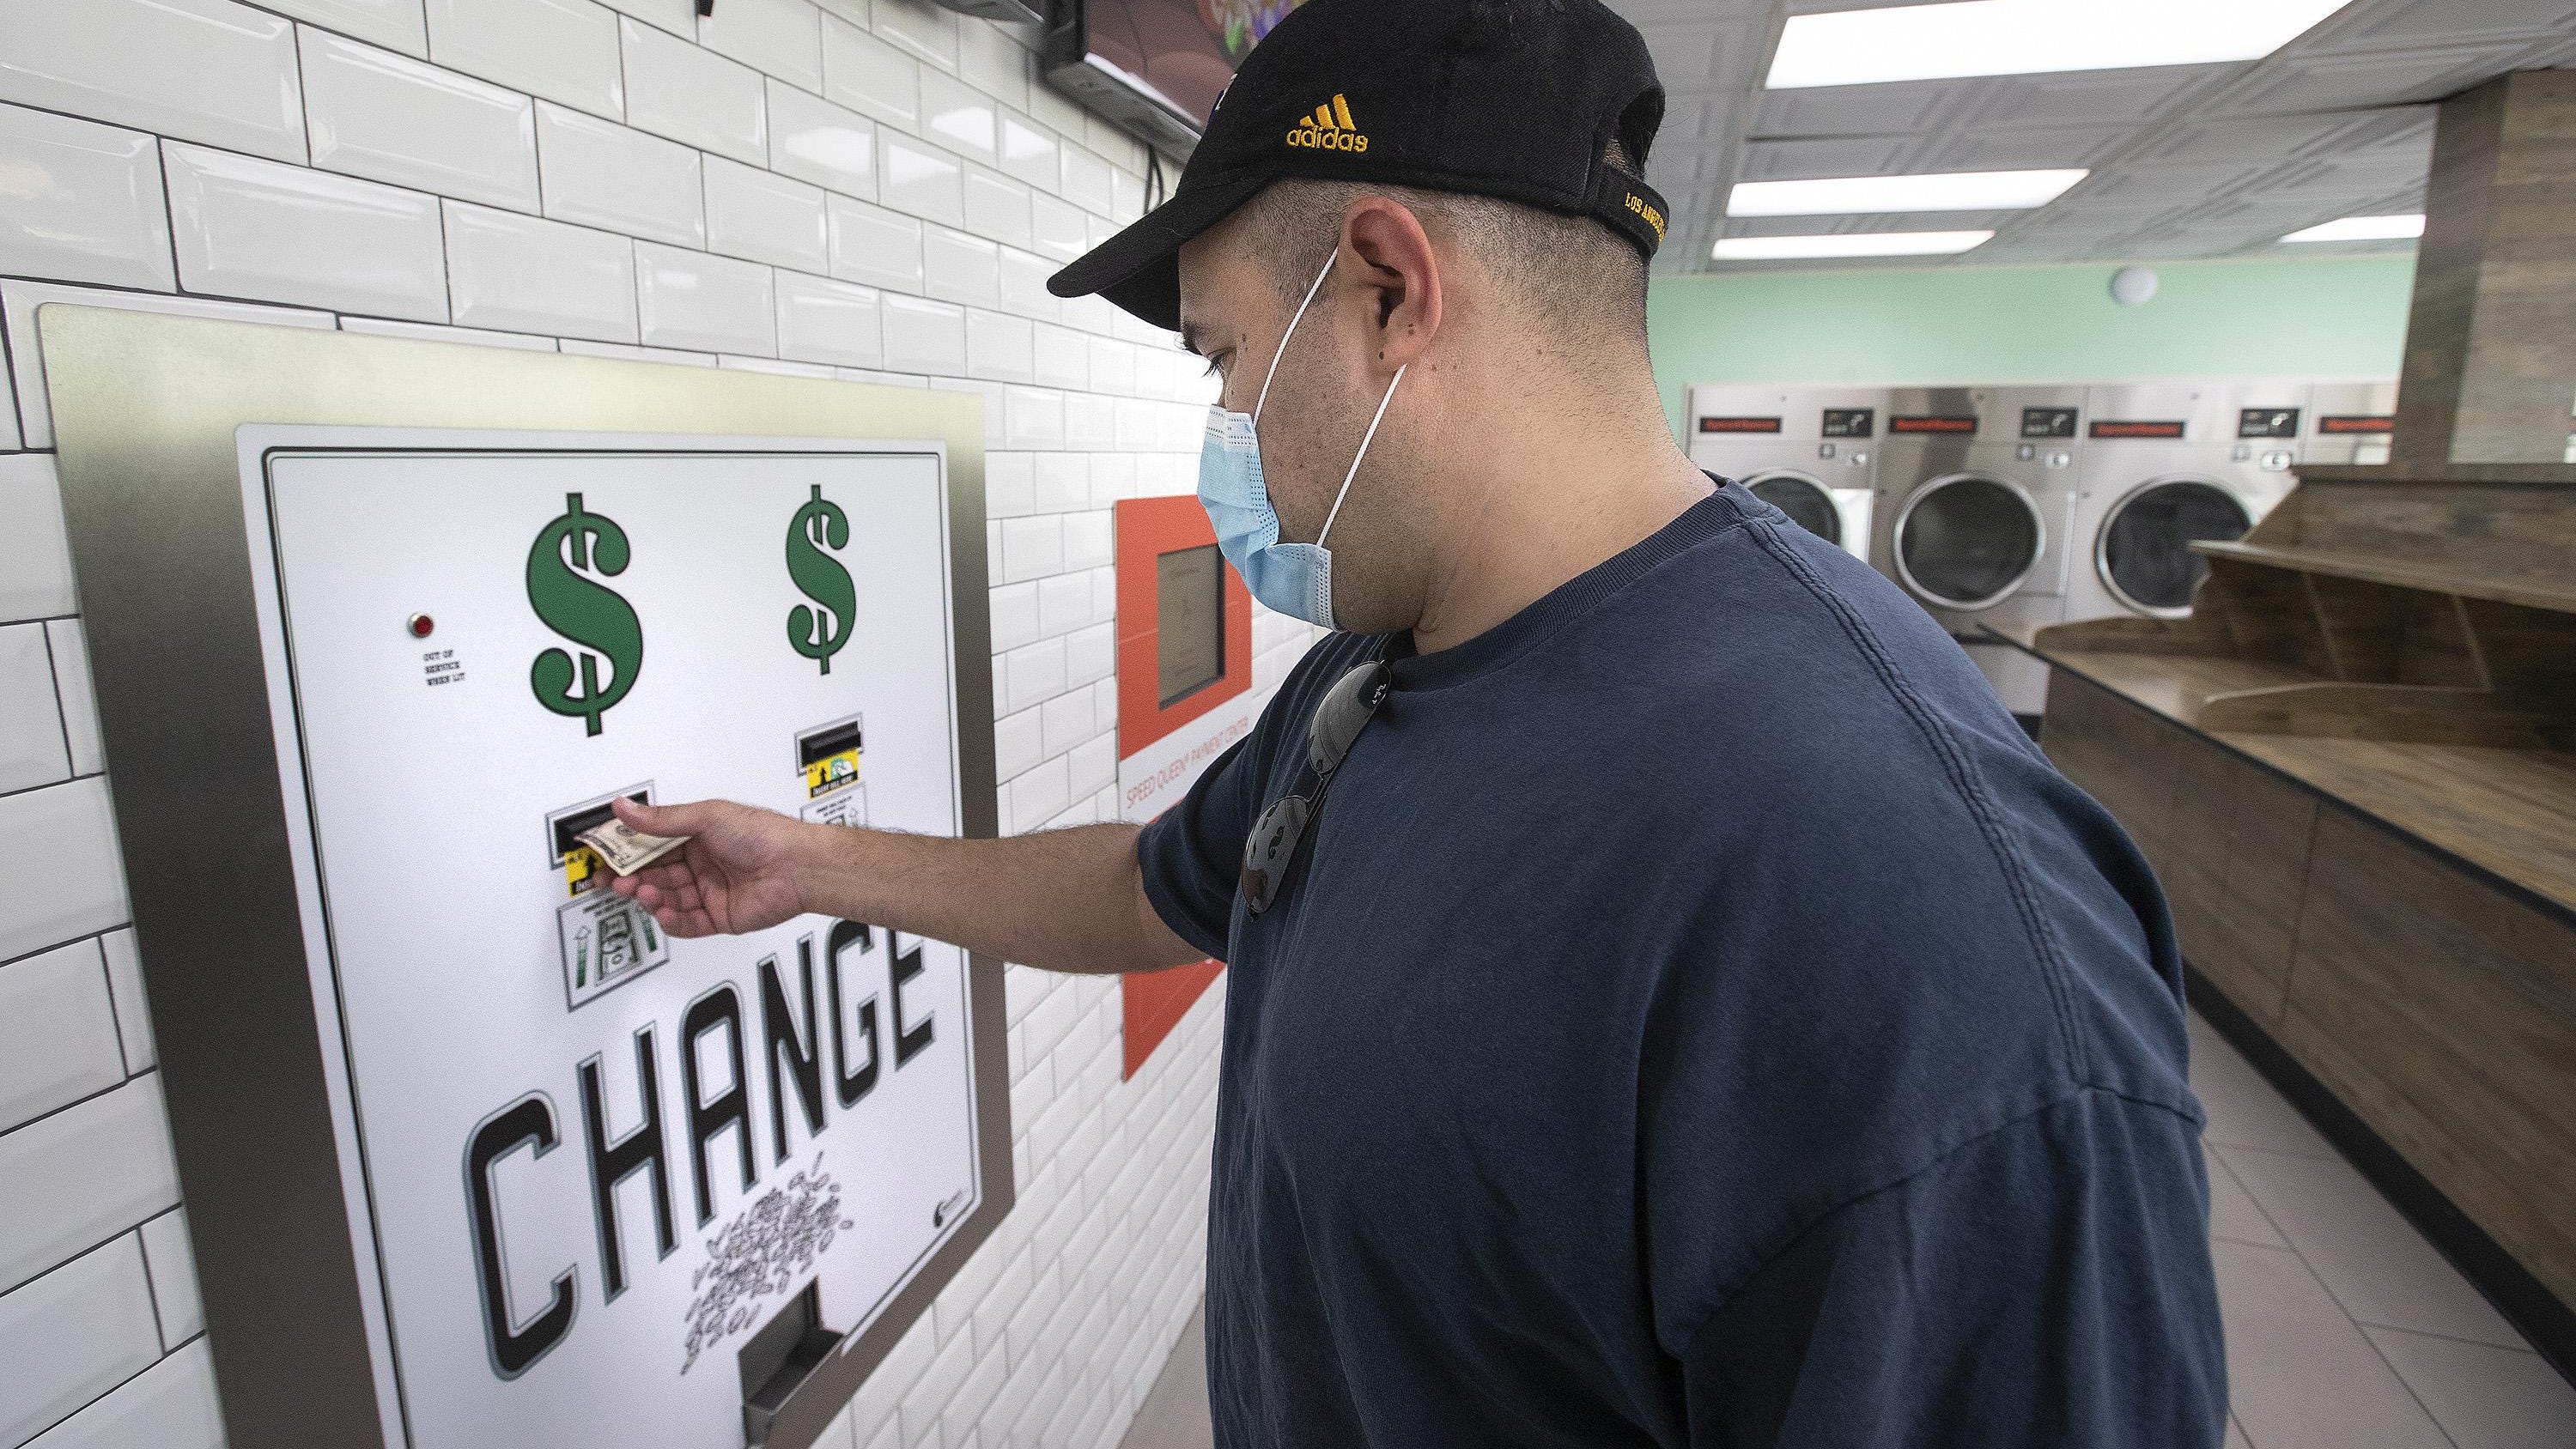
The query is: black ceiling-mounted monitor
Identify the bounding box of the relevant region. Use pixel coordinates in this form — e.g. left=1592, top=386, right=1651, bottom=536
left=1043, top=0, right=1308, bottom=154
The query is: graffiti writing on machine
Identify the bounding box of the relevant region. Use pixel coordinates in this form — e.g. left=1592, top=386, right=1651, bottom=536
left=462, top=922, right=940, bottom=1380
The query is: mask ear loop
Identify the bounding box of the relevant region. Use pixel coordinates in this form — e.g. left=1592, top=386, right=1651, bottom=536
left=1314, top=363, right=1404, bottom=550
left=1254, top=252, right=1339, bottom=426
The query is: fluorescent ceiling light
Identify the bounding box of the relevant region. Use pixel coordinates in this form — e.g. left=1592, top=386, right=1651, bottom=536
left=1728, top=169, right=2087, bottom=216
left=1714, top=231, right=1995, bottom=260
left=1766, top=0, right=2358, bottom=88
left=2280, top=213, right=2426, bottom=243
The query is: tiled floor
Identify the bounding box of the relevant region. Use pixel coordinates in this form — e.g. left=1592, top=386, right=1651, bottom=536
left=2190, top=1011, right=2576, bottom=1449
left=1123, top=1010, right=2576, bottom=1449
left=1119, top=1306, right=1212, bottom=1449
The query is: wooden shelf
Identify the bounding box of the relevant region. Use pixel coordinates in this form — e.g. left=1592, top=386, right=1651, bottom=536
left=2030, top=646, right=2312, bottom=728
left=2192, top=539, right=2576, bottom=616
left=2027, top=643, right=2576, bottom=920
left=2238, top=734, right=2576, bottom=914
left=2013, top=468, right=2576, bottom=911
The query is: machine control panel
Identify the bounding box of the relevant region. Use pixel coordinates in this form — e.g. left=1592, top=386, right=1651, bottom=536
left=2090, top=419, right=2189, bottom=440
left=1891, top=415, right=1978, bottom=435
left=1698, top=415, right=1784, bottom=433
left=2239, top=407, right=2302, bottom=439
left=2020, top=406, right=2080, bottom=439
left=1820, top=408, right=1876, bottom=438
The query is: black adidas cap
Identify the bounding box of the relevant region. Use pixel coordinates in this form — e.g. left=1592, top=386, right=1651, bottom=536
left=1047, top=0, right=1669, bottom=331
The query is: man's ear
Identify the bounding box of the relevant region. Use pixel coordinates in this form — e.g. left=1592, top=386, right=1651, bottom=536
left=1340, top=196, right=1443, bottom=373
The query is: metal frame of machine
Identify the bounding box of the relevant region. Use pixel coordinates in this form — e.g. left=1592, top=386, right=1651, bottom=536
left=2063, top=379, right=2312, bottom=626
left=1874, top=385, right=2088, bottom=715
left=37, top=306, right=1012, bottom=1449
left=1684, top=384, right=1880, bottom=561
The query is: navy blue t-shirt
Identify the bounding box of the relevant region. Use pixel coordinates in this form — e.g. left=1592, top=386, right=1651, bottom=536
left=1137, top=482, right=2225, bottom=1448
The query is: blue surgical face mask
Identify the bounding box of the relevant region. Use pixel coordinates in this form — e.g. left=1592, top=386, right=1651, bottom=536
left=1199, top=252, right=1406, bottom=629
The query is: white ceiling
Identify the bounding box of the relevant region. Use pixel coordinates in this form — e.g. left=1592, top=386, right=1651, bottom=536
left=1613, top=0, right=2576, bottom=274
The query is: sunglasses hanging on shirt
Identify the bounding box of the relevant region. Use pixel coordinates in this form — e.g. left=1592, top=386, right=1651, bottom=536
left=1240, top=660, right=1391, bottom=914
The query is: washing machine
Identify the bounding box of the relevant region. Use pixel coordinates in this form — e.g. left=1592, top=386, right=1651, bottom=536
left=2303, top=379, right=2399, bottom=465
left=2063, top=380, right=2310, bottom=625
left=1686, top=384, right=1881, bottom=561
left=1873, top=385, right=2087, bottom=716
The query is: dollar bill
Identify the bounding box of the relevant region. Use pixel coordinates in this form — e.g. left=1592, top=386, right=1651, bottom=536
left=574, top=817, right=691, bottom=876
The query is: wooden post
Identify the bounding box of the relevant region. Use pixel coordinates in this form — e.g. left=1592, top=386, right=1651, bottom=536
left=2392, top=70, right=2576, bottom=466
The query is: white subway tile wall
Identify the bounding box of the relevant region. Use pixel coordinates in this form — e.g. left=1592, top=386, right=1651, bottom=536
left=268, top=0, right=433, bottom=56
left=534, top=102, right=708, bottom=246
left=163, top=142, right=453, bottom=322
left=0, top=106, right=176, bottom=292
left=621, top=15, right=769, bottom=164
left=300, top=29, right=541, bottom=211
left=0, top=3, right=1288, bottom=1444
left=705, top=155, right=832, bottom=270
left=0, top=0, right=307, bottom=164
left=767, top=81, right=878, bottom=199
left=423, top=0, right=624, bottom=118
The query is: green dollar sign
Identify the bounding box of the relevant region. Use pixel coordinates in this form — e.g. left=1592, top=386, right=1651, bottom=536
left=784, top=483, right=855, bottom=675
left=526, top=492, right=642, bottom=737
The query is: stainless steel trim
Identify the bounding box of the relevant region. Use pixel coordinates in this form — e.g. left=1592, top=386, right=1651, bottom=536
left=2093, top=472, right=2251, bottom=621
left=1741, top=468, right=1844, bottom=546
left=1890, top=470, right=2048, bottom=612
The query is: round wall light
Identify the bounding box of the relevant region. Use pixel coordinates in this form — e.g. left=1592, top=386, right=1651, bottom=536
left=2109, top=265, right=2160, bottom=306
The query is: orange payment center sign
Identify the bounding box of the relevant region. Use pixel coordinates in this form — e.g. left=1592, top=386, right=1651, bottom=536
left=1113, top=496, right=1255, bottom=1076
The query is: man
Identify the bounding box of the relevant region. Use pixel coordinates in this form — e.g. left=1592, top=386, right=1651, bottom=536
left=611, top=0, right=2227, bottom=1442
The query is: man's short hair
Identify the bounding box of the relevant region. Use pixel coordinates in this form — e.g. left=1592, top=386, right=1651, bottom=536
left=1235, top=139, right=1651, bottom=342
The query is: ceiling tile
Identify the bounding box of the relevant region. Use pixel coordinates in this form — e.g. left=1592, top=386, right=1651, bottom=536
left=1972, top=236, right=2129, bottom=263
left=1951, top=66, right=2225, bottom=128
left=1654, top=95, right=1737, bottom=145
left=2102, top=226, right=2254, bottom=258
left=1609, top=0, right=2482, bottom=274
left=2073, top=161, right=2281, bottom=204
left=2304, top=0, right=2576, bottom=48
left=1753, top=80, right=1964, bottom=137
left=1615, top=0, right=1776, bottom=23
left=1912, top=122, right=2133, bottom=171
left=1735, top=136, right=1918, bottom=180
left=2195, top=39, right=2541, bottom=114
left=1632, top=20, right=1770, bottom=90
left=2284, top=155, right=2435, bottom=201
left=2000, top=205, right=2174, bottom=237
left=2130, top=112, right=2390, bottom=165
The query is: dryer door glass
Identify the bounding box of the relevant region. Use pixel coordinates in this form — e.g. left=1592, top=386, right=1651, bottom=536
left=1898, top=475, right=2042, bottom=609
left=2099, top=480, right=2251, bottom=614
left=1747, top=472, right=1843, bottom=545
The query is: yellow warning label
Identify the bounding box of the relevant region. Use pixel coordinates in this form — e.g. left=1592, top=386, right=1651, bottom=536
left=805, top=748, right=862, bottom=798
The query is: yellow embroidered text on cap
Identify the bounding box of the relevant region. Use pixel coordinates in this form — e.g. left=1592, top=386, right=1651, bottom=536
left=1287, top=94, right=1369, bottom=153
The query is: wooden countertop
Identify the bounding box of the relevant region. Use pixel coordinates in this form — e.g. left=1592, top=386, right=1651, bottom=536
left=1988, top=626, right=2576, bottom=925
left=2193, top=539, right=2576, bottom=615
left=2294, top=462, right=2576, bottom=487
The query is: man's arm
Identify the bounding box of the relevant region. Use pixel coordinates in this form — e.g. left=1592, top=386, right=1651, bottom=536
left=606, top=797, right=1205, bottom=975
left=1665, top=1090, right=2224, bottom=1448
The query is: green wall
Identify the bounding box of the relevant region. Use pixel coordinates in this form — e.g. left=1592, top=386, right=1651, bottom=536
left=1646, top=255, right=2416, bottom=436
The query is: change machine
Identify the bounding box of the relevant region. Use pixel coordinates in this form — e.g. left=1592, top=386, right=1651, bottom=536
left=41, top=307, right=1012, bottom=1449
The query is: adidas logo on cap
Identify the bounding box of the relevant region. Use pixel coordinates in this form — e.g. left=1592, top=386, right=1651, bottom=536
left=1286, top=94, right=1369, bottom=153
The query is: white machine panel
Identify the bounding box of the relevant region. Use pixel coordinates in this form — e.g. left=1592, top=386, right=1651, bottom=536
left=240, top=429, right=984, bottom=1449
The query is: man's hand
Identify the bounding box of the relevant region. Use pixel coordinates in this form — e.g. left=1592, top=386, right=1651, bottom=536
left=605, top=799, right=1198, bottom=974
left=606, top=797, right=809, bottom=937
